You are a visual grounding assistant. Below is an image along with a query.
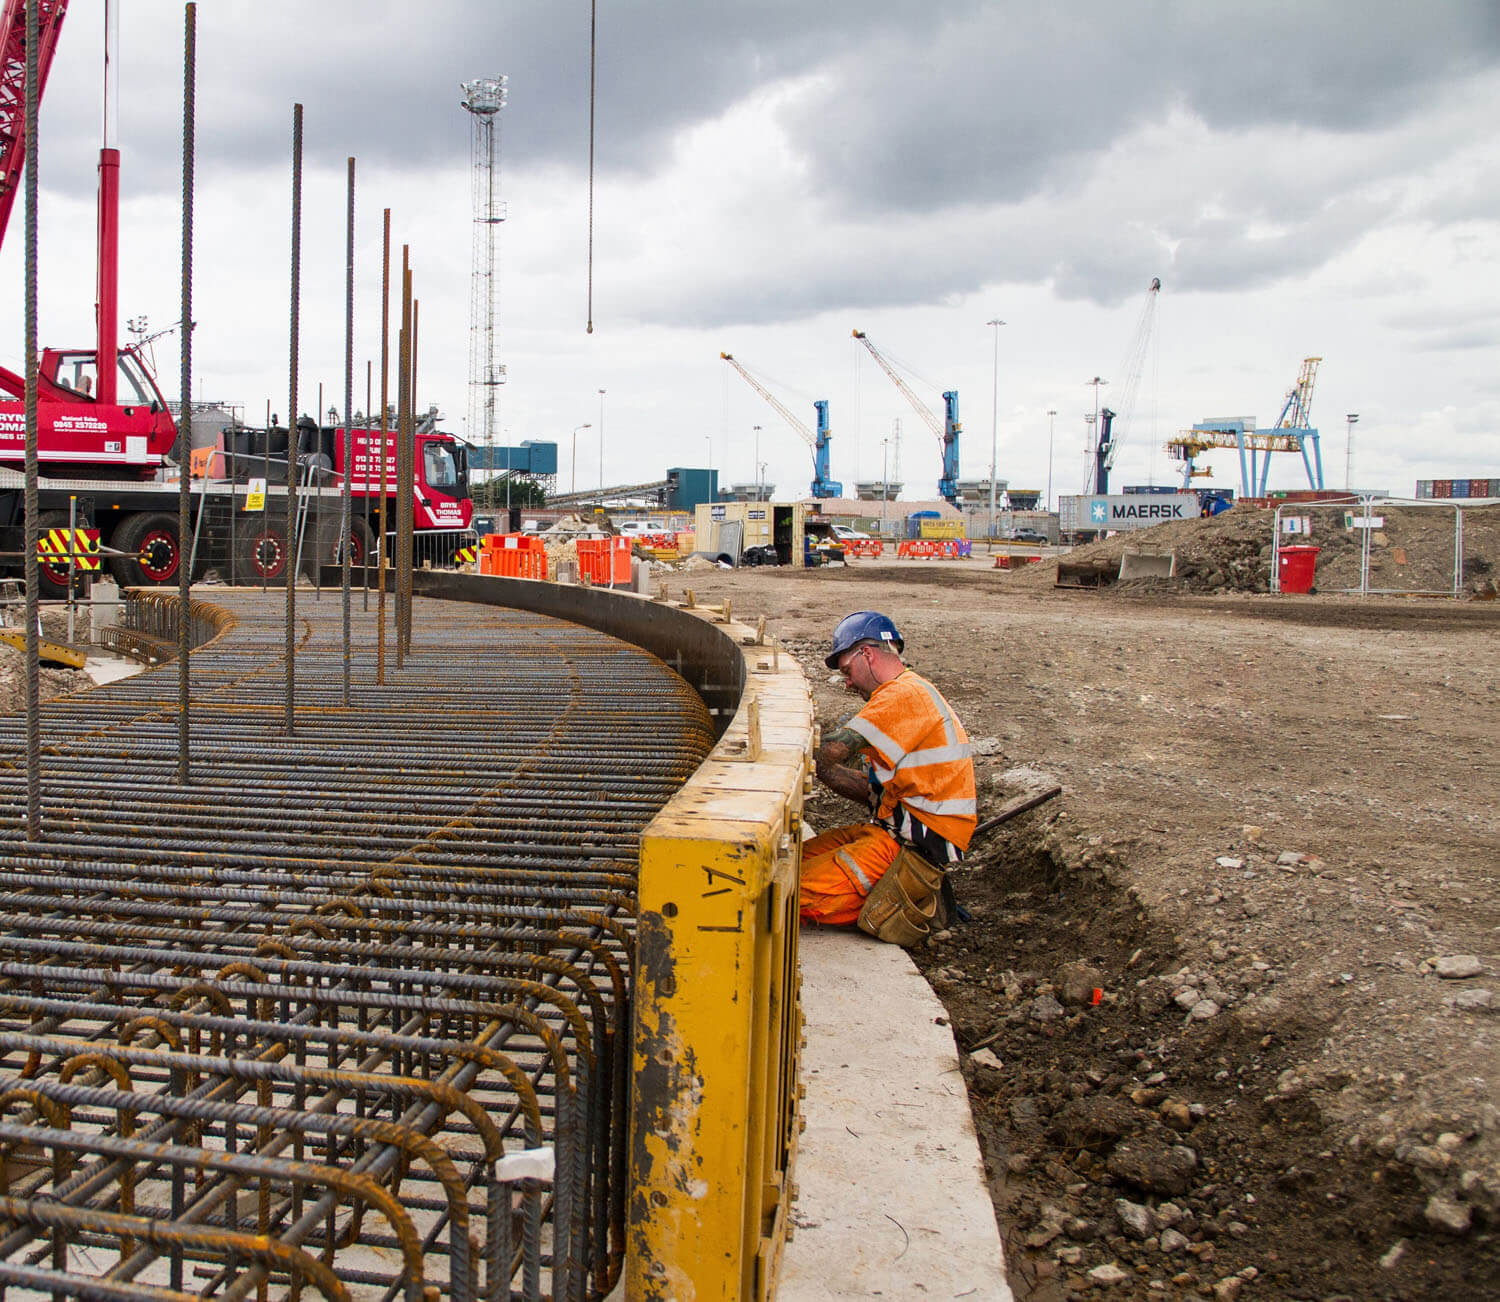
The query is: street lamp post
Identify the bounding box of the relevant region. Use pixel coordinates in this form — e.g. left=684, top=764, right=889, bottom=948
left=987, top=318, right=1005, bottom=540
left=598, top=389, right=606, bottom=494
left=753, top=425, right=761, bottom=499
left=1344, top=413, right=1359, bottom=491
left=1046, top=408, right=1057, bottom=512
left=570, top=423, right=591, bottom=497
left=881, top=438, right=890, bottom=532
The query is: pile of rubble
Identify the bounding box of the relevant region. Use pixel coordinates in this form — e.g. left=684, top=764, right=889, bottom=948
left=1013, top=503, right=1500, bottom=596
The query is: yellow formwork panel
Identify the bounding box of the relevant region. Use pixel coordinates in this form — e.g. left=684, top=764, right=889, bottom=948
left=628, top=625, right=812, bottom=1301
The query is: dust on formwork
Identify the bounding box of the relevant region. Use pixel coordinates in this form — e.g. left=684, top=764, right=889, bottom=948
left=1010, top=502, right=1500, bottom=597
left=671, top=560, right=1499, bottom=1302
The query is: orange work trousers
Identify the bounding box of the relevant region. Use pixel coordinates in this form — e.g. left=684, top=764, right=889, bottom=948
left=799, top=823, right=901, bottom=926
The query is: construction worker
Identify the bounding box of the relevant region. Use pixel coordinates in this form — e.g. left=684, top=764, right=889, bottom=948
left=801, top=611, right=976, bottom=942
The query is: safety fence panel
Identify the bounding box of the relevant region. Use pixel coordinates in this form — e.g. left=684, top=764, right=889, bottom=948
left=1270, top=498, right=1479, bottom=597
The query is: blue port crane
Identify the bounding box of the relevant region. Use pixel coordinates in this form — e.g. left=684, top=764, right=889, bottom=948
left=719, top=352, right=842, bottom=498
left=1168, top=357, right=1324, bottom=497
left=851, top=330, right=962, bottom=505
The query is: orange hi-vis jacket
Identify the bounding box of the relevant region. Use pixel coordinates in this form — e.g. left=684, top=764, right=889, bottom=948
left=846, top=668, right=977, bottom=858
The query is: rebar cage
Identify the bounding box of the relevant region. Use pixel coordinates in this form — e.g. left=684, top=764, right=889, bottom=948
left=0, top=587, right=719, bottom=1300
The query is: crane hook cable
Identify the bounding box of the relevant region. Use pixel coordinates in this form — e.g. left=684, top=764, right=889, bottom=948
left=586, top=0, right=596, bottom=334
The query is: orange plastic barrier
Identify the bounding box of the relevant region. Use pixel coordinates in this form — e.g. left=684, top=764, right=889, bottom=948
left=478, top=532, right=546, bottom=579
left=993, top=553, right=1042, bottom=569
left=576, top=536, right=632, bottom=586
left=897, top=538, right=968, bottom=559
left=844, top=538, right=884, bottom=558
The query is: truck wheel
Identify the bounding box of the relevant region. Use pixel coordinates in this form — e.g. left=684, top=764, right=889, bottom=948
left=109, top=512, right=182, bottom=587
left=238, top=523, right=290, bottom=583
left=303, top=515, right=374, bottom=577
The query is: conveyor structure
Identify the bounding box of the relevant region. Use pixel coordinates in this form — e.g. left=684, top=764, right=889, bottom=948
left=0, top=580, right=809, bottom=1300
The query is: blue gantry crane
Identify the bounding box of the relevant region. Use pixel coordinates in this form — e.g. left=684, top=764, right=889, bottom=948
left=719, top=352, right=842, bottom=499
left=1168, top=357, right=1324, bottom=497
left=851, top=330, right=962, bottom=505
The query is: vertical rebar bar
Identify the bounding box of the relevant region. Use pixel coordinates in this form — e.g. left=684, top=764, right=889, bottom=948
left=285, top=104, right=303, bottom=734
left=22, top=0, right=41, bottom=843
left=176, top=2, right=196, bottom=786
left=377, top=212, right=390, bottom=685
left=403, top=295, right=418, bottom=659
left=262, top=400, right=271, bottom=594
left=341, top=156, right=354, bottom=706
left=395, top=254, right=411, bottom=669
left=315, top=379, right=323, bottom=599
left=363, top=358, right=372, bottom=609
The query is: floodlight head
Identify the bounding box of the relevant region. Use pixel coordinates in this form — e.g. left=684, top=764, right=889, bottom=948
left=461, top=77, right=508, bottom=115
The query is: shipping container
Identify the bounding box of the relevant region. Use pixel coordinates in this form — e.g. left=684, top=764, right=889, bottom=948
left=1452, top=479, right=1471, bottom=498
left=1415, top=480, right=1432, bottom=499
left=1433, top=480, right=1453, bottom=498
left=694, top=499, right=815, bottom=567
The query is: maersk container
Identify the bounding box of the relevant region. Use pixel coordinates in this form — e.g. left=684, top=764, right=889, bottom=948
left=1452, top=479, right=1471, bottom=498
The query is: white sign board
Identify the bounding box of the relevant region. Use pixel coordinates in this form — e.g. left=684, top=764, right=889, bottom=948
left=1281, top=515, right=1311, bottom=535
left=1080, top=494, right=1200, bottom=531
left=1347, top=515, right=1385, bottom=529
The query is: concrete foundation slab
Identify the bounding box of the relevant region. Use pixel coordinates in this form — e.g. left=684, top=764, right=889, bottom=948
left=779, top=926, right=1011, bottom=1300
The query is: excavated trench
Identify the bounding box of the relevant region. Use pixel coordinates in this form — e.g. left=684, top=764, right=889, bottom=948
left=0, top=589, right=717, bottom=1301
left=909, top=809, right=1496, bottom=1301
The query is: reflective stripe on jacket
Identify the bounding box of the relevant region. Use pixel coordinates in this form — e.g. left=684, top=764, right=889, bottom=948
left=845, top=669, right=976, bottom=853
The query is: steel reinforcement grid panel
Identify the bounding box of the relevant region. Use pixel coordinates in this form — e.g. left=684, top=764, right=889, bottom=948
left=0, top=590, right=716, bottom=1302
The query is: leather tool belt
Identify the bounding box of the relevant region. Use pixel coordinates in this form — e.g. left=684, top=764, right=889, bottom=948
left=857, top=846, right=944, bottom=946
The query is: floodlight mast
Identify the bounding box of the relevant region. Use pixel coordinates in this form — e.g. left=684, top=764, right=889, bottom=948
left=462, top=75, right=508, bottom=479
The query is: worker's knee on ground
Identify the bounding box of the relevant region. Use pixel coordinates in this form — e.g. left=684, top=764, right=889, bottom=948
left=800, top=824, right=900, bottom=926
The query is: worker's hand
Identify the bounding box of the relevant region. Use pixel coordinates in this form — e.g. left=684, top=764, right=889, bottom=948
left=814, top=726, right=871, bottom=803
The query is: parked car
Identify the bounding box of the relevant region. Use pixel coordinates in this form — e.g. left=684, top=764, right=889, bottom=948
left=830, top=524, right=872, bottom=542
left=1010, top=528, right=1049, bottom=545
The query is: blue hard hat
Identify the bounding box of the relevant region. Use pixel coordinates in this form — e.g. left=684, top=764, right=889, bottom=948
left=825, top=610, right=903, bottom=668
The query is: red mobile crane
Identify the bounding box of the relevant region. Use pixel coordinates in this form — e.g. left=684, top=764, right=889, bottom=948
left=0, top=0, right=474, bottom=594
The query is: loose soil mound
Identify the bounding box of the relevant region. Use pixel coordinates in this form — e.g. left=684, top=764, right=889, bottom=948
left=1011, top=503, right=1500, bottom=597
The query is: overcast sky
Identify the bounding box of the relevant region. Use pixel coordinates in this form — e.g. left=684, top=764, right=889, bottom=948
left=6, top=0, right=1499, bottom=504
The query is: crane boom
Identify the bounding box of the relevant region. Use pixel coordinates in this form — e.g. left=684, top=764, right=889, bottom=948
left=720, top=352, right=841, bottom=498
left=0, top=0, right=69, bottom=254
left=851, top=330, right=961, bottom=503
left=851, top=331, right=941, bottom=439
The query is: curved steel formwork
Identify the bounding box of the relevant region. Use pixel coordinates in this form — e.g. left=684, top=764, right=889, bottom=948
left=0, top=589, right=719, bottom=1300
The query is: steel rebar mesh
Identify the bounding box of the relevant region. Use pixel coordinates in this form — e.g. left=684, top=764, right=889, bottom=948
left=0, top=592, right=715, bottom=1301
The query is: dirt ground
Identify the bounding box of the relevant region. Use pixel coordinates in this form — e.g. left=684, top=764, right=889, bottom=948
left=675, top=541, right=1499, bottom=1301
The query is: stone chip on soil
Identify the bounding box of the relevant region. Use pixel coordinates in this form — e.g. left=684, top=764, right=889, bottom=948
left=1433, top=955, right=1485, bottom=979
left=1106, top=1140, right=1198, bottom=1195
left=1424, top=1194, right=1472, bottom=1234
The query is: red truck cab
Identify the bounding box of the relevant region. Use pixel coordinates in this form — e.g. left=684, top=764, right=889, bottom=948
left=0, top=346, right=178, bottom=477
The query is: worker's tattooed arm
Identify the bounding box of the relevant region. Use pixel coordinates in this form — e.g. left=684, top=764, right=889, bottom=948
left=814, top=725, right=871, bottom=803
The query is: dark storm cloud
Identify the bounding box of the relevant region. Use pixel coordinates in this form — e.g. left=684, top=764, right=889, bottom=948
left=784, top=1, right=1500, bottom=213
left=28, top=0, right=1500, bottom=316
